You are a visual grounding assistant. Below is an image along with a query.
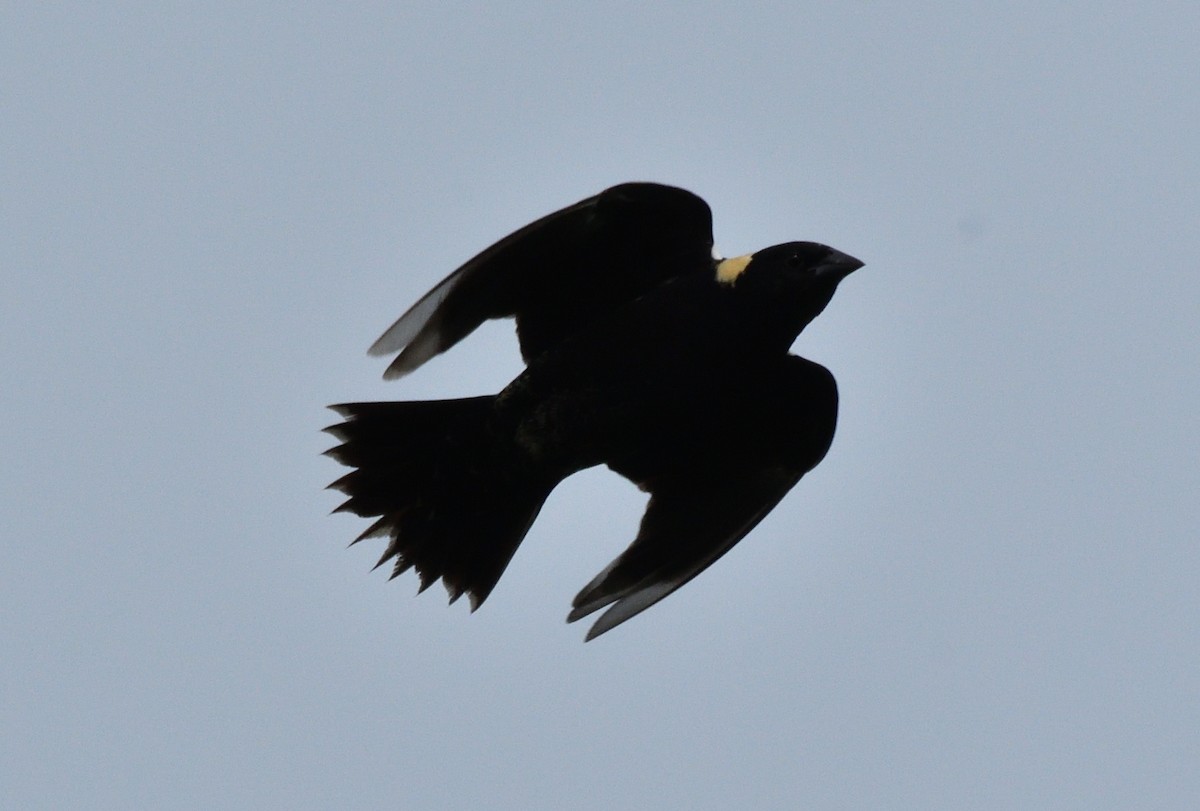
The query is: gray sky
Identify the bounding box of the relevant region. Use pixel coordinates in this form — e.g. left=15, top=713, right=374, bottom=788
left=4, top=3, right=1198, bottom=808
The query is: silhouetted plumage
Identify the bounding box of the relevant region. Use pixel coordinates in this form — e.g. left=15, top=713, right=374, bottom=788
left=327, top=182, right=861, bottom=640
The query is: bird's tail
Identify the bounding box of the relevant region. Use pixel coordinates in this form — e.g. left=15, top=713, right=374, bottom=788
left=325, top=397, right=553, bottom=609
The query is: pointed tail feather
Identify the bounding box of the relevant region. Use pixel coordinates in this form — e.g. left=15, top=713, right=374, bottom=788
left=325, top=397, right=553, bottom=609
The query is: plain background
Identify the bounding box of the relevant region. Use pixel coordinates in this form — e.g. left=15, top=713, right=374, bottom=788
left=4, top=3, right=1197, bottom=808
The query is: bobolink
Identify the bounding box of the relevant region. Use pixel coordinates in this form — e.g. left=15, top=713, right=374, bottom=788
left=327, top=182, right=861, bottom=640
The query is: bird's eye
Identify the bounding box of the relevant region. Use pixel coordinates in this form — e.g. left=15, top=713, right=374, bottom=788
left=786, top=254, right=802, bottom=269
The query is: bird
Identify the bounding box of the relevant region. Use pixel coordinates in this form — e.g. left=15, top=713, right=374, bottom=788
left=326, top=182, right=862, bottom=640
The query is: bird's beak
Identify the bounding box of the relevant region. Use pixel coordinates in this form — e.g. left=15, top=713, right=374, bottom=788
left=814, top=249, right=864, bottom=281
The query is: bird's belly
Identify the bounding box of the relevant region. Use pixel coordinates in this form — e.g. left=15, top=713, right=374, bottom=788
left=508, top=364, right=746, bottom=478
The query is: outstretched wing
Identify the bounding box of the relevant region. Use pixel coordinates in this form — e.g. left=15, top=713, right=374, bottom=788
left=570, top=355, right=840, bottom=640
left=568, top=466, right=803, bottom=641
left=370, top=182, right=714, bottom=379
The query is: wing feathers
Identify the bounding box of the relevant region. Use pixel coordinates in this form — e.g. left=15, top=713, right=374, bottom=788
left=569, top=467, right=800, bottom=639
left=366, top=183, right=712, bottom=378
left=368, top=268, right=463, bottom=357
left=570, top=355, right=840, bottom=639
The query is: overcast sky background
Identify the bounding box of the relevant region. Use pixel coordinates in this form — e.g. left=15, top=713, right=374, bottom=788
left=4, top=3, right=1198, bottom=809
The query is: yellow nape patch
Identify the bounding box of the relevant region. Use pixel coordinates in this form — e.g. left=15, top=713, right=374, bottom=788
left=716, top=254, right=752, bottom=285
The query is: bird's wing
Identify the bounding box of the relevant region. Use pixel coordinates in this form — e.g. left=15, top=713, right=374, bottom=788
left=571, top=355, right=841, bottom=640
left=369, top=182, right=714, bottom=379
left=567, top=465, right=804, bottom=641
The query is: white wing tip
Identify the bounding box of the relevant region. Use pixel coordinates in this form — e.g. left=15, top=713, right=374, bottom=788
left=582, top=580, right=678, bottom=641
left=366, top=270, right=462, bottom=358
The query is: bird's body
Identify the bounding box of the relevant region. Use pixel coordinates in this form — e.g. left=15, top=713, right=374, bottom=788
left=327, top=183, right=861, bottom=639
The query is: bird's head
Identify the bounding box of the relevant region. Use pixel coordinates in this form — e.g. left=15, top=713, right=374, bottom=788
left=715, top=241, right=862, bottom=341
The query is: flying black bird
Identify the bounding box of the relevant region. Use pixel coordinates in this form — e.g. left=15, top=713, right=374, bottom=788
left=326, top=182, right=861, bottom=640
